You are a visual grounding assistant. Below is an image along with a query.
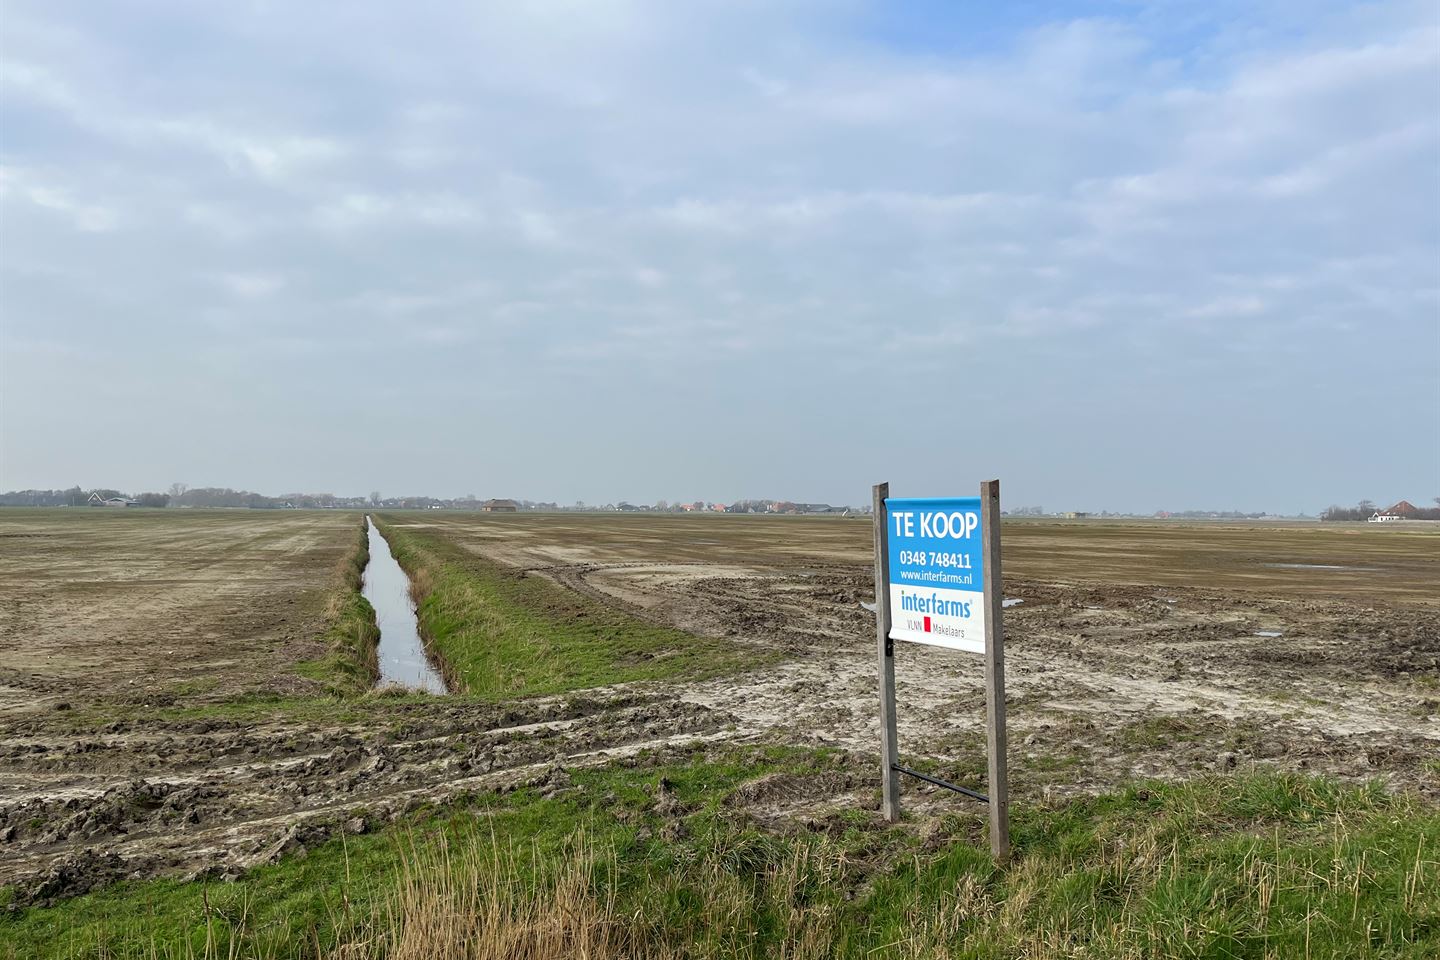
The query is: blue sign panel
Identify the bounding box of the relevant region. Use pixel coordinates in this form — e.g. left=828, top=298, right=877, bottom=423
left=885, top=496, right=986, bottom=653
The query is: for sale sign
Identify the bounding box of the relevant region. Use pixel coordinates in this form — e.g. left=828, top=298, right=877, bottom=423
left=885, top=497, right=986, bottom=653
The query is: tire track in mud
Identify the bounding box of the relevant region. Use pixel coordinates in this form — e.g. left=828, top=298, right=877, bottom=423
left=522, top=559, right=1440, bottom=799
left=1, top=692, right=741, bottom=903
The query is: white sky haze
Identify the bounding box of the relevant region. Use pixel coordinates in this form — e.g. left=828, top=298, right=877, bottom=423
left=2, top=1, right=1437, bottom=512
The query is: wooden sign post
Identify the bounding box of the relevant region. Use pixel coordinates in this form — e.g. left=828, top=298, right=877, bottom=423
left=873, top=482, right=901, bottom=823
left=872, top=479, right=1010, bottom=861
left=980, top=479, right=1009, bottom=860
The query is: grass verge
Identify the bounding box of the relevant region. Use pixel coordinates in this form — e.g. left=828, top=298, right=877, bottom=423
left=5, top=750, right=1436, bottom=960
left=295, top=517, right=380, bottom=695
left=371, top=517, right=765, bottom=698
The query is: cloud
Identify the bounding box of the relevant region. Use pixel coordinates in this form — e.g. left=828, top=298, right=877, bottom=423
left=0, top=0, right=1435, bottom=507
left=214, top=273, right=285, bottom=299
left=0, top=165, right=118, bottom=231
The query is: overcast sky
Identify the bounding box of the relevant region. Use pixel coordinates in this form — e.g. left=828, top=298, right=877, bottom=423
left=2, top=1, right=1436, bottom=512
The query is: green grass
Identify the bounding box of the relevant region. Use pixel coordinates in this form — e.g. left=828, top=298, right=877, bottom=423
left=372, top=517, right=767, bottom=699
left=5, top=751, right=1436, bottom=960
left=295, top=519, right=380, bottom=695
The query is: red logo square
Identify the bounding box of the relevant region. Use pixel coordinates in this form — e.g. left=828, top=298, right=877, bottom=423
left=923, top=616, right=931, bottom=632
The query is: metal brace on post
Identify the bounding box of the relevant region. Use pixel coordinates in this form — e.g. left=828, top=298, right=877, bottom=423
left=873, top=482, right=901, bottom=822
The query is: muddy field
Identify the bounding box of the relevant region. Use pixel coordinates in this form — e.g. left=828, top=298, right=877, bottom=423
left=2, top=510, right=1437, bottom=905
left=0, top=510, right=363, bottom=717
left=401, top=513, right=1440, bottom=793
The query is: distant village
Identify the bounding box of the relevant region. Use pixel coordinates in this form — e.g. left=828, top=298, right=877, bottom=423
left=1, top=487, right=1435, bottom=521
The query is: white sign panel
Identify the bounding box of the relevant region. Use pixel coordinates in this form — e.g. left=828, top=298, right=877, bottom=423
left=885, top=496, right=986, bottom=653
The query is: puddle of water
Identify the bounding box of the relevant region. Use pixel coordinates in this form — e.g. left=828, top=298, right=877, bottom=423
left=859, top=601, right=877, bottom=613
left=1255, top=630, right=1284, bottom=638
left=363, top=517, right=446, bottom=693
left=1262, top=563, right=1379, bottom=572
left=1003, top=598, right=1024, bottom=608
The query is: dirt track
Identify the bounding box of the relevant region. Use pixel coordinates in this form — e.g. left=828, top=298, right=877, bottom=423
left=1, top=511, right=1436, bottom=903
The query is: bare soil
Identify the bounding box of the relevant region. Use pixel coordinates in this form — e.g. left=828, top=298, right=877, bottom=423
left=0, top=510, right=353, bottom=716
left=2, top=510, right=1436, bottom=904
left=423, top=513, right=1440, bottom=805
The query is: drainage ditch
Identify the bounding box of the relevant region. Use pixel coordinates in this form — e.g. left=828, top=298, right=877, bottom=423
left=363, top=516, right=447, bottom=693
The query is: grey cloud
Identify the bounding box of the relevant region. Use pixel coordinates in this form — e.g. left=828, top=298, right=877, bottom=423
left=1, top=1, right=1435, bottom=510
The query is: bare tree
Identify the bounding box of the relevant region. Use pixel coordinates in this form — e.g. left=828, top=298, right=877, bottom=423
left=370, top=491, right=382, bottom=507
left=168, top=482, right=187, bottom=499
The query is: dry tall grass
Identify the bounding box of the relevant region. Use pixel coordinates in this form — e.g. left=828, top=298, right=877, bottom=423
left=317, top=825, right=851, bottom=960
left=326, top=829, right=636, bottom=960
left=331, top=831, right=630, bottom=960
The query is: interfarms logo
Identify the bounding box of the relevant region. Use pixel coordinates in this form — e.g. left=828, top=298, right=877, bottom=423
left=898, top=590, right=972, bottom=619
left=897, top=590, right=976, bottom=638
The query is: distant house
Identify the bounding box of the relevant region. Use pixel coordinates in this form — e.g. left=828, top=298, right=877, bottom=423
left=1370, top=501, right=1419, bottom=523
left=481, top=499, right=518, bottom=513
left=85, top=492, right=135, bottom=507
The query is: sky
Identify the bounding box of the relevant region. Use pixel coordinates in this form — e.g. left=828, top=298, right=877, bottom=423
left=1, top=0, right=1437, bottom=513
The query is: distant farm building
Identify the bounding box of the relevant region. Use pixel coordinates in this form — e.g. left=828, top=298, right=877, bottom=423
left=481, top=499, right=518, bottom=513
left=1369, top=501, right=1419, bottom=522
left=87, top=492, right=135, bottom=507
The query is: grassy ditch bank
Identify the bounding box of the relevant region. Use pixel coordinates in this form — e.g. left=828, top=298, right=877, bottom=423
left=371, top=517, right=764, bottom=698
left=296, top=517, right=381, bottom=695
left=4, top=749, right=1435, bottom=960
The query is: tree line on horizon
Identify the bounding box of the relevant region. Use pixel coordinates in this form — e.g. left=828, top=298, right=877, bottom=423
left=0, top=485, right=326, bottom=509
left=1320, top=498, right=1440, bottom=521
left=4, top=486, right=1437, bottom=519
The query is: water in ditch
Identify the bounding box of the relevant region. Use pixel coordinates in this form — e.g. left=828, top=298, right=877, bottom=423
left=363, top=516, right=447, bottom=693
